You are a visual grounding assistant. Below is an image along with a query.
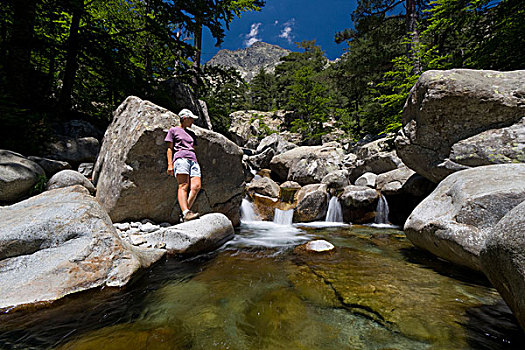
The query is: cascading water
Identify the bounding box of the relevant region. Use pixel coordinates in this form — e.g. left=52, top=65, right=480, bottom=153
left=240, top=198, right=259, bottom=222
left=375, top=194, right=390, bottom=224
left=273, top=208, right=294, bottom=225
left=325, top=196, right=343, bottom=223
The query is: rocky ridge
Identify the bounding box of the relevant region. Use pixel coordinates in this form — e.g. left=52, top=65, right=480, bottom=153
left=206, top=41, right=290, bottom=82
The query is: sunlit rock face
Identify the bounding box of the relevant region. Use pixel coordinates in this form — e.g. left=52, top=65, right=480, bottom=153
left=0, top=186, right=165, bottom=311
left=396, top=69, right=525, bottom=183
left=207, top=41, right=291, bottom=82
left=405, top=163, right=525, bottom=271
left=93, top=96, right=244, bottom=225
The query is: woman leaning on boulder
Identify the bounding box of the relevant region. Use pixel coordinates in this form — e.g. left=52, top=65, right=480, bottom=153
left=165, top=109, right=201, bottom=222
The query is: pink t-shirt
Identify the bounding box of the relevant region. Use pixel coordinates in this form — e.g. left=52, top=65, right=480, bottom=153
left=165, top=127, right=198, bottom=162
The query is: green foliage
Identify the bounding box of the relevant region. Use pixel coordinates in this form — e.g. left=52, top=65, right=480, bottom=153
left=249, top=114, right=277, bottom=139
left=250, top=67, right=278, bottom=111
left=29, top=174, right=48, bottom=196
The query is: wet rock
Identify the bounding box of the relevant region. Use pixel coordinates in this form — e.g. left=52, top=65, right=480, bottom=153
left=142, top=213, right=234, bottom=255
left=93, top=96, right=244, bottom=225
left=280, top=181, right=301, bottom=203
left=246, top=176, right=280, bottom=198
left=46, top=169, right=95, bottom=194
left=0, top=150, right=45, bottom=202
left=396, top=69, right=525, bottom=183
left=321, top=169, right=350, bottom=190
left=27, top=156, right=71, bottom=177
left=405, top=164, right=525, bottom=271
left=340, top=185, right=380, bottom=224
left=293, top=184, right=328, bottom=222
left=296, top=240, right=335, bottom=254
left=0, top=186, right=165, bottom=311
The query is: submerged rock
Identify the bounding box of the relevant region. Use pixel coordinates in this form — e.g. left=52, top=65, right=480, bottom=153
left=0, top=186, right=165, bottom=311
left=405, top=163, right=525, bottom=271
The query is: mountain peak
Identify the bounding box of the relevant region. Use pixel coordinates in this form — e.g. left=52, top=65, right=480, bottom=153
left=207, top=42, right=290, bottom=82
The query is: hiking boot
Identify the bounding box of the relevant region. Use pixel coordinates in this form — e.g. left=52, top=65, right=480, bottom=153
left=183, top=210, right=200, bottom=222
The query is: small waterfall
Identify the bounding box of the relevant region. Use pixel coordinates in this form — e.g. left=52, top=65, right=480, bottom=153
left=273, top=208, right=293, bottom=226
left=375, top=194, right=390, bottom=224
left=325, top=196, right=343, bottom=223
left=241, top=198, right=259, bottom=222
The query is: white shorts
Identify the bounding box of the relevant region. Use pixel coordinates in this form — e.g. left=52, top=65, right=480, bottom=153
left=173, top=158, right=201, bottom=178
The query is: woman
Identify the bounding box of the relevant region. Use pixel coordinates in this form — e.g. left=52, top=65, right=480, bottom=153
left=165, top=109, right=201, bottom=222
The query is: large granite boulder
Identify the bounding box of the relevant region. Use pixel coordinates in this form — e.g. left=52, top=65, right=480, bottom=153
left=93, top=96, right=244, bottom=225
left=256, top=133, right=297, bottom=154
left=404, top=164, right=525, bottom=271
left=46, top=169, right=95, bottom=194
left=396, top=69, right=525, bottom=183
left=0, top=186, right=165, bottom=311
left=270, top=144, right=345, bottom=185
left=141, top=213, right=234, bottom=255
left=0, top=150, right=45, bottom=202
left=480, top=200, right=525, bottom=331
left=293, top=184, right=328, bottom=222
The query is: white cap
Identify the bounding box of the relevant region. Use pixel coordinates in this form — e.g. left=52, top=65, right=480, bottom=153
left=179, top=109, right=198, bottom=120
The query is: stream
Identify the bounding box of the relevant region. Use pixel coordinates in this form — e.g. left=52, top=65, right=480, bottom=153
left=0, top=221, right=523, bottom=349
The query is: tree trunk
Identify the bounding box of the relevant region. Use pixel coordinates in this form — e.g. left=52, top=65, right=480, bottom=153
left=7, top=0, right=37, bottom=103
left=193, top=20, right=203, bottom=69
left=59, top=0, right=84, bottom=115
left=406, top=0, right=421, bottom=73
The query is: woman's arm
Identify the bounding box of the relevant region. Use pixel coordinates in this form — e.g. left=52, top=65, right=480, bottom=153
left=166, top=141, right=174, bottom=175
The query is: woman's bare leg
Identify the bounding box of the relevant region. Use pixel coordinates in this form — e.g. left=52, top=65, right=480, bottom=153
left=187, top=176, right=201, bottom=209
left=176, top=174, right=190, bottom=212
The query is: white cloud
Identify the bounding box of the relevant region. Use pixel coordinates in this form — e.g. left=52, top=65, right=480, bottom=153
left=274, top=20, right=279, bottom=25
left=279, top=19, right=295, bottom=44
left=244, top=22, right=262, bottom=47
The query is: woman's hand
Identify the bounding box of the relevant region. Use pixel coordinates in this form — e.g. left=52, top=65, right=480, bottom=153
left=167, top=167, right=174, bottom=176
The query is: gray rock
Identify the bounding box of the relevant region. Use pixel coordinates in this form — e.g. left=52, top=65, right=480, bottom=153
left=27, top=156, right=71, bottom=177
left=340, top=185, right=379, bottom=208
left=270, top=145, right=345, bottom=185
left=355, top=172, right=377, bottom=188
left=321, top=169, right=350, bottom=190
left=293, top=184, right=328, bottom=222
left=0, top=186, right=165, bottom=311
left=256, top=133, right=297, bottom=154
left=114, top=222, right=131, bottom=231
left=404, top=164, right=525, bottom=271
left=46, top=169, right=95, bottom=194
left=228, top=110, right=283, bottom=147
left=45, top=136, right=100, bottom=164
left=340, top=185, right=380, bottom=224
left=396, top=69, right=525, bottom=183
left=93, top=96, right=245, bottom=225
left=139, top=222, right=159, bottom=233
left=142, top=213, right=234, bottom=255
left=349, top=150, right=403, bottom=182
left=78, top=162, right=94, bottom=178
left=54, top=119, right=104, bottom=139
left=449, top=117, right=525, bottom=166
left=0, top=150, right=45, bottom=202
left=246, top=176, right=280, bottom=198
left=247, top=147, right=275, bottom=170
left=376, top=166, right=416, bottom=195
left=305, top=240, right=335, bottom=253
left=480, top=200, right=525, bottom=331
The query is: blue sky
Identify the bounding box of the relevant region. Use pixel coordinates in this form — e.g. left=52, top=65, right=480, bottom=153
left=201, top=0, right=358, bottom=62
